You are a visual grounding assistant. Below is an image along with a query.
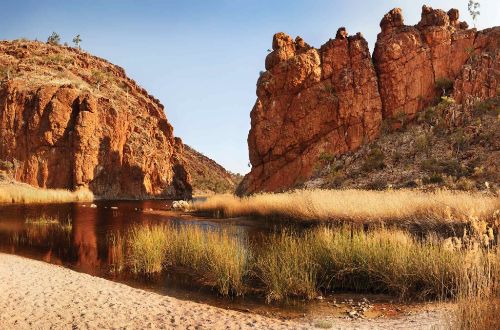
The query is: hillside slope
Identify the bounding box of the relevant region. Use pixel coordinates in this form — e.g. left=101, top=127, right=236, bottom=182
left=177, top=141, right=242, bottom=195
left=304, top=97, right=499, bottom=192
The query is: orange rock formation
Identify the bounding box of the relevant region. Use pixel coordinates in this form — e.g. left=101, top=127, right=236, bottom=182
left=240, top=5, right=499, bottom=194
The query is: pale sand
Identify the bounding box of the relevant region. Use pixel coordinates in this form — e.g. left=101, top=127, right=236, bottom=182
left=0, top=253, right=450, bottom=329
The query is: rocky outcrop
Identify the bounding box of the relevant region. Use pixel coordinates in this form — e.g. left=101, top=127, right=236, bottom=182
left=373, top=5, right=478, bottom=119
left=0, top=40, right=192, bottom=199
left=242, top=28, right=382, bottom=194
left=453, top=28, right=500, bottom=108
left=240, top=5, right=499, bottom=195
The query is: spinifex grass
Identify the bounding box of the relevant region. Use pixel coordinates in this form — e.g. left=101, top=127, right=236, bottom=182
left=127, top=225, right=168, bottom=275
left=255, top=230, right=318, bottom=302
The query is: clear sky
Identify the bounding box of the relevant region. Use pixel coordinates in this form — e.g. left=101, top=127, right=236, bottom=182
left=1, top=1, right=498, bottom=174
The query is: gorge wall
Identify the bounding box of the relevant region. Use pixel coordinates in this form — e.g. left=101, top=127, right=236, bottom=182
left=239, top=5, right=499, bottom=195
left=0, top=41, right=192, bottom=199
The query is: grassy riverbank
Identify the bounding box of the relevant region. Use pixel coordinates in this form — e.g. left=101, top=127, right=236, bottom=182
left=193, top=189, right=499, bottom=228
left=0, top=182, right=93, bottom=204
left=117, top=224, right=499, bottom=301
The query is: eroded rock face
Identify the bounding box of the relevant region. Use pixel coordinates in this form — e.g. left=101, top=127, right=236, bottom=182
left=373, top=5, right=484, bottom=119
left=0, top=41, right=192, bottom=199
left=242, top=29, right=382, bottom=194
left=240, top=5, right=499, bottom=195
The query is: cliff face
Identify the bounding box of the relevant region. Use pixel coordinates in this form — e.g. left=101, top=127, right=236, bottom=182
left=0, top=40, right=192, bottom=199
left=242, top=29, right=382, bottom=194
left=373, top=6, right=496, bottom=119
left=240, top=5, right=499, bottom=195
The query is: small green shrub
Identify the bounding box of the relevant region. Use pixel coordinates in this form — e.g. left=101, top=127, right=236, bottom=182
left=473, top=97, right=500, bottom=116
left=323, top=84, right=338, bottom=102
left=392, top=110, right=407, bottom=128
left=362, top=147, right=385, bottom=171
left=392, top=151, right=402, bottom=164
left=47, top=32, right=61, bottom=45
left=450, top=129, right=472, bottom=154
left=435, top=78, right=454, bottom=96
left=420, top=158, right=466, bottom=177
left=415, top=132, right=431, bottom=155
left=0, top=66, right=14, bottom=80
left=0, top=160, right=14, bottom=171
left=423, top=173, right=444, bottom=184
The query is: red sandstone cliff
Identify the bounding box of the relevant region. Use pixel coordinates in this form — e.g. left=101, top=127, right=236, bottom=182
left=239, top=5, right=499, bottom=195
left=240, top=29, right=382, bottom=194
left=0, top=40, right=192, bottom=199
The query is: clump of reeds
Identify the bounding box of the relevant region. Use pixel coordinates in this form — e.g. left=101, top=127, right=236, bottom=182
left=452, top=223, right=500, bottom=330
left=0, top=183, right=93, bottom=204
left=255, top=230, right=318, bottom=302
left=193, top=189, right=499, bottom=227
left=127, top=225, right=168, bottom=275
left=20, top=215, right=73, bottom=245
left=125, top=224, right=250, bottom=295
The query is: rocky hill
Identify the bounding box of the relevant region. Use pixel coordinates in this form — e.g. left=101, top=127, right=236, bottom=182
left=304, top=96, right=499, bottom=192
left=0, top=40, right=229, bottom=199
left=238, top=5, right=499, bottom=195
left=176, top=140, right=242, bottom=195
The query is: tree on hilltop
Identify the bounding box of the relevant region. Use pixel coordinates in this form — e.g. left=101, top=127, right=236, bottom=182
left=47, top=32, right=61, bottom=45
left=73, top=34, right=82, bottom=49
left=467, top=1, right=480, bottom=26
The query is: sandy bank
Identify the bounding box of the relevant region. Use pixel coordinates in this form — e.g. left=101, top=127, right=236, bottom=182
left=0, top=253, right=449, bottom=329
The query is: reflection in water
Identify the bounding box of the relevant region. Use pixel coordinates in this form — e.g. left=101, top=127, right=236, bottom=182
left=0, top=200, right=198, bottom=277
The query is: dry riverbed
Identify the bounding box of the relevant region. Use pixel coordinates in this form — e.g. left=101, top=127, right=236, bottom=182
left=0, top=253, right=451, bottom=329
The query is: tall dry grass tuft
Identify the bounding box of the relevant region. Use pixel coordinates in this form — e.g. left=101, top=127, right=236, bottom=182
left=125, top=224, right=250, bottom=295
left=254, top=226, right=500, bottom=304
left=127, top=225, right=168, bottom=275
left=255, top=230, right=318, bottom=302
left=193, top=189, right=499, bottom=227
left=0, top=183, right=93, bottom=204
left=454, top=245, right=500, bottom=329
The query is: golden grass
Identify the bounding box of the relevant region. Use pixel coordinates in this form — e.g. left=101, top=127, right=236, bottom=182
left=193, top=189, right=499, bottom=226
left=255, top=230, right=318, bottom=302
left=255, top=227, right=481, bottom=301
left=120, top=220, right=499, bottom=310
left=127, top=225, right=168, bottom=275
left=124, top=224, right=250, bottom=295
left=0, top=183, right=93, bottom=204
left=454, top=245, right=500, bottom=329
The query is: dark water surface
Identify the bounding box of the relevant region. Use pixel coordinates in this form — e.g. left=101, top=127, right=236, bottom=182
left=0, top=200, right=346, bottom=318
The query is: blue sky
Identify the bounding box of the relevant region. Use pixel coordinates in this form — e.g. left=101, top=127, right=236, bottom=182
left=1, top=1, right=498, bottom=174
